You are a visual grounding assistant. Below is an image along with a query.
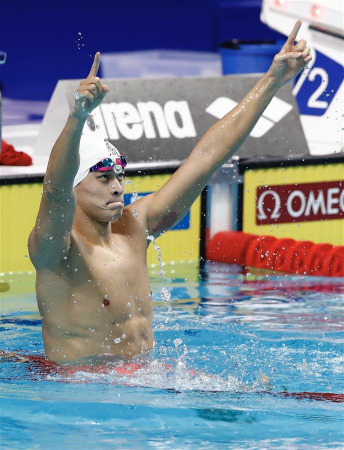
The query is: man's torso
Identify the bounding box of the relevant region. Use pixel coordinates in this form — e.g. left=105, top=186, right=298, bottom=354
left=35, top=207, right=154, bottom=363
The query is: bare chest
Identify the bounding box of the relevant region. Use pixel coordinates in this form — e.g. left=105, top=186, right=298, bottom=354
left=36, top=235, right=152, bottom=330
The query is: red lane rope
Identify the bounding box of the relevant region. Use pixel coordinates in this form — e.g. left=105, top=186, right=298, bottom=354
left=171, top=389, right=344, bottom=403
left=207, top=231, right=344, bottom=277
left=265, top=391, right=344, bottom=403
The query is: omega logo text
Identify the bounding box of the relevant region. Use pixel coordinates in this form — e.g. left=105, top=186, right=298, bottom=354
left=256, top=181, right=344, bottom=225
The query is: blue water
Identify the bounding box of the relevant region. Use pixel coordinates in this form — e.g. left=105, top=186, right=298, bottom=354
left=1, top=262, right=343, bottom=449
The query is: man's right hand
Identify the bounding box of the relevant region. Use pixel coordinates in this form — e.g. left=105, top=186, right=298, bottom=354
left=71, top=52, right=109, bottom=119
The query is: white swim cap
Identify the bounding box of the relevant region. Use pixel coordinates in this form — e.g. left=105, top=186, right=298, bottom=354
left=73, top=135, right=122, bottom=187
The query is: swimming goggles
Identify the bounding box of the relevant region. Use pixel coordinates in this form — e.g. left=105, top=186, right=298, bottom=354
left=89, top=156, right=127, bottom=175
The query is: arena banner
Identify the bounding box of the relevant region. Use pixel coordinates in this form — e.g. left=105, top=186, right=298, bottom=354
left=241, top=157, right=344, bottom=246
left=34, top=75, right=307, bottom=165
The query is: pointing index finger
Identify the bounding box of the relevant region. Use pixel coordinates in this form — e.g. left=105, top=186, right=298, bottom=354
left=88, top=52, right=100, bottom=78
left=284, top=20, right=302, bottom=49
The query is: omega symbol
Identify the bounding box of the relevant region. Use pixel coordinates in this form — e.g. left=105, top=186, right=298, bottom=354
left=257, top=190, right=281, bottom=220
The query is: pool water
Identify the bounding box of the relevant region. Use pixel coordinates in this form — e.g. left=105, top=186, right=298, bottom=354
left=1, top=262, right=343, bottom=449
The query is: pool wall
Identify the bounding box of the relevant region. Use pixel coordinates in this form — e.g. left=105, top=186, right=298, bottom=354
left=240, top=155, right=344, bottom=245
left=0, top=169, right=206, bottom=273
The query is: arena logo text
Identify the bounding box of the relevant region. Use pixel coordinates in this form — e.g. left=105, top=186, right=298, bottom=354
left=86, top=101, right=196, bottom=140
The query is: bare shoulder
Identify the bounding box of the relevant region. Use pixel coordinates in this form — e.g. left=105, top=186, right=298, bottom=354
left=28, top=188, right=76, bottom=271
left=28, top=226, right=72, bottom=271
left=112, top=201, right=150, bottom=237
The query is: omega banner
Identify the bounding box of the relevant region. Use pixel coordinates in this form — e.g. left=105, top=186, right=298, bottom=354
left=242, top=157, right=344, bottom=246
left=256, top=181, right=344, bottom=225
left=34, top=75, right=307, bottom=164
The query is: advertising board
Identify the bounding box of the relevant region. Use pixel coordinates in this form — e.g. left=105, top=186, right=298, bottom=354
left=242, top=158, right=344, bottom=246
left=0, top=172, right=203, bottom=273
left=34, top=75, right=306, bottom=166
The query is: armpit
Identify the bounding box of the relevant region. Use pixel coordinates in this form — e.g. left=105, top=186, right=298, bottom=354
left=150, top=210, right=179, bottom=235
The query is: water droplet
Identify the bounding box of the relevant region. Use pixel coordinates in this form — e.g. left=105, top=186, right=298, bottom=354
left=114, top=338, right=121, bottom=344
left=173, top=338, right=183, bottom=347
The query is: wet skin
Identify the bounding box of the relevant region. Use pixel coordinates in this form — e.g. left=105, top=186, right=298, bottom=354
left=34, top=172, right=154, bottom=363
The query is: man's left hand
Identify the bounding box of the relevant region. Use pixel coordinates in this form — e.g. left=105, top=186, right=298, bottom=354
left=268, top=20, right=312, bottom=86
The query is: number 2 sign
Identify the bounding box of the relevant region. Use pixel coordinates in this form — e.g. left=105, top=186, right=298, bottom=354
left=294, top=49, right=343, bottom=117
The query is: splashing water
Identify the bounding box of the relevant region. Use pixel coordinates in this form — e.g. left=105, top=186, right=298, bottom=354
left=72, top=91, right=86, bottom=111
left=126, top=178, right=171, bottom=310
left=125, top=179, right=140, bottom=218
left=43, top=357, right=245, bottom=393
left=76, top=31, right=85, bottom=51
left=146, top=232, right=171, bottom=319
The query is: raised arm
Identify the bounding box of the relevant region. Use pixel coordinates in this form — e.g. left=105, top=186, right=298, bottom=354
left=141, top=21, right=311, bottom=237
left=28, top=53, right=109, bottom=269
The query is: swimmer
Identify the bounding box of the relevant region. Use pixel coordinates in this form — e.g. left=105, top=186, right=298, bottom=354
left=28, top=21, right=311, bottom=364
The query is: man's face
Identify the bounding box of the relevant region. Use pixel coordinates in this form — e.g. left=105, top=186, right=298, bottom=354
left=74, top=170, right=125, bottom=222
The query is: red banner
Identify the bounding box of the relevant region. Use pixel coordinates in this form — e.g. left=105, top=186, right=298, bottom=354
left=256, top=180, right=344, bottom=225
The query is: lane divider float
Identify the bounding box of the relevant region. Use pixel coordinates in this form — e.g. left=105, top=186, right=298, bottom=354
left=207, top=231, right=344, bottom=277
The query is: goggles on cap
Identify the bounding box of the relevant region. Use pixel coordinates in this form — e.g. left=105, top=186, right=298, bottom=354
left=89, top=156, right=127, bottom=175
